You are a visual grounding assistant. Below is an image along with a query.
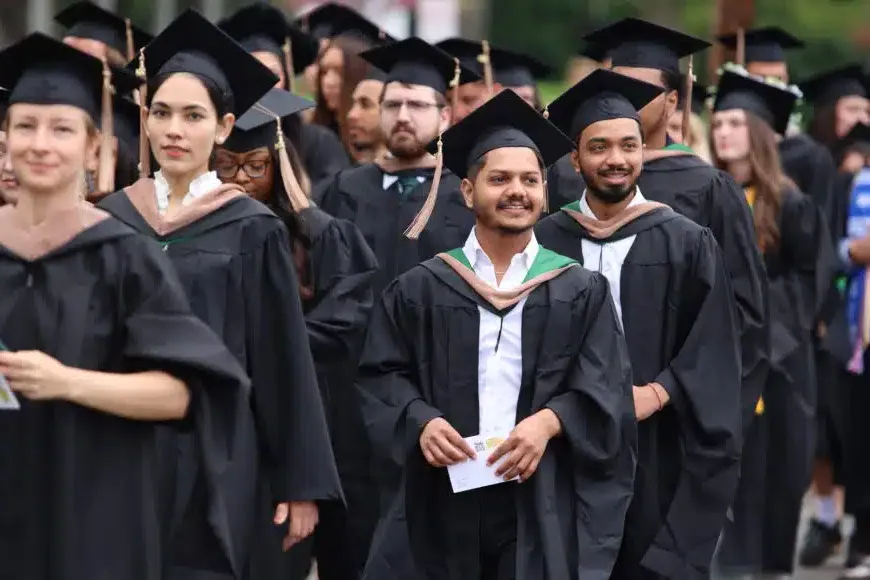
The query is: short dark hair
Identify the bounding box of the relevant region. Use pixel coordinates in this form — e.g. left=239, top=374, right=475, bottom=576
left=661, top=70, right=682, bottom=93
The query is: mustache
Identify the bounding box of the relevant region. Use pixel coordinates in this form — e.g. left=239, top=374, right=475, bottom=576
left=496, top=195, right=533, bottom=209
left=598, top=165, right=631, bottom=176
left=391, top=124, right=415, bottom=135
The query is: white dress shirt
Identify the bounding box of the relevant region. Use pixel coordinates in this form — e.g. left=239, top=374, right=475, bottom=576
left=461, top=228, right=538, bottom=436
left=577, top=188, right=647, bottom=326
left=154, top=170, right=222, bottom=215
left=382, top=174, right=426, bottom=191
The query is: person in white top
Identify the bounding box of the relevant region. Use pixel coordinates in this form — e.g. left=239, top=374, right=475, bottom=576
left=98, top=10, right=344, bottom=580
left=357, top=89, right=636, bottom=580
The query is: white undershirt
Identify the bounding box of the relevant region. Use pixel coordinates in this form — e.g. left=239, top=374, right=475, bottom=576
left=154, top=170, right=222, bottom=215
left=577, top=188, right=646, bottom=327
left=382, top=174, right=426, bottom=190
left=461, top=227, right=538, bottom=436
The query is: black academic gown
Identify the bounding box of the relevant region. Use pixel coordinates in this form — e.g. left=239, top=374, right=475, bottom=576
left=357, top=256, right=637, bottom=580
left=297, top=206, right=380, bottom=578
left=536, top=206, right=743, bottom=579
left=634, top=152, right=769, bottom=434
left=98, top=191, right=344, bottom=580
left=317, top=164, right=475, bottom=299
left=546, top=155, right=586, bottom=210
left=718, top=189, right=831, bottom=574
left=300, top=122, right=352, bottom=192
left=780, top=134, right=837, bottom=210
left=0, top=216, right=251, bottom=580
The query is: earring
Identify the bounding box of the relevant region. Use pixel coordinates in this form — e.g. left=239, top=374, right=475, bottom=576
left=216, top=136, right=225, bottom=145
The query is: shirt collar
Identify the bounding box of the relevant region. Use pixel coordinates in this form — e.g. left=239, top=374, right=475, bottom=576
left=462, top=226, right=540, bottom=272
left=579, top=187, right=646, bottom=219
left=382, top=174, right=427, bottom=190
left=154, top=170, right=222, bottom=212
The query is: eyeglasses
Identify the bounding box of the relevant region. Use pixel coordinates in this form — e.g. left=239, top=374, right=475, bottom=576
left=215, top=159, right=270, bottom=179
left=381, top=100, right=442, bottom=114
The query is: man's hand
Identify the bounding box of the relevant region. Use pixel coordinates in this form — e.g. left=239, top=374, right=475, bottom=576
left=273, top=501, right=319, bottom=552
left=849, top=236, right=870, bottom=265
left=0, top=350, right=73, bottom=401
left=634, top=384, right=668, bottom=421
left=487, top=409, right=561, bottom=482
left=419, top=417, right=476, bottom=467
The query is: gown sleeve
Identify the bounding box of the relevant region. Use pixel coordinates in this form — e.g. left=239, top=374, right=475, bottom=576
left=640, top=229, right=743, bottom=579
left=706, top=171, right=770, bottom=431
left=306, top=218, right=379, bottom=360
left=356, top=277, right=443, bottom=467
left=549, top=273, right=637, bottom=577
left=243, top=223, right=344, bottom=505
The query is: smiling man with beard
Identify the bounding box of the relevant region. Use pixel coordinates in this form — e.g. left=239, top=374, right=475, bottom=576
left=358, top=89, right=636, bottom=580
left=318, top=37, right=480, bottom=299
left=536, top=69, right=743, bottom=580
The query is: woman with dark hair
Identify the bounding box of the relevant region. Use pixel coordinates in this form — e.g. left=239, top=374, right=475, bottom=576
left=710, top=67, right=833, bottom=579
left=218, top=2, right=350, bottom=191
left=98, top=10, right=343, bottom=580
left=217, top=87, right=379, bottom=580
left=805, top=65, right=870, bottom=153
left=311, top=35, right=374, bottom=150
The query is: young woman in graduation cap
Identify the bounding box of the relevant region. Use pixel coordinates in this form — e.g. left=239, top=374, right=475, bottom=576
left=710, top=65, right=835, bottom=579
left=97, top=10, right=344, bottom=580
left=0, top=33, right=253, bottom=580
left=216, top=87, right=379, bottom=580
left=218, top=1, right=351, bottom=191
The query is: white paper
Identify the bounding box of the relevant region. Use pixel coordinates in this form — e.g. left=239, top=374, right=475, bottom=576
left=0, top=374, right=19, bottom=411
left=447, top=433, right=517, bottom=493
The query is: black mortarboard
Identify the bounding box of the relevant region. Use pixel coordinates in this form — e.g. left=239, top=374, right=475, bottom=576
left=836, top=122, right=870, bottom=154
left=584, top=18, right=710, bottom=75
left=435, top=38, right=552, bottom=87
left=224, top=88, right=315, bottom=152
left=428, top=89, right=573, bottom=179
left=131, top=9, right=278, bottom=117
left=218, top=3, right=320, bottom=74
left=55, top=0, right=152, bottom=55
left=0, top=32, right=142, bottom=123
left=578, top=42, right=609, bottom=63
left=713, top=69, right=798, bottom=135
left=717, top=27, right=803, bottom=64
left=676, top=78, right=708, bottom=115
left=296, top=2, right=394, bottom=45
left=800, top=64, right=868, bottom=107
left=546, top=68, right=664, bottom=141
left=360, top=37, right=481, bottom=94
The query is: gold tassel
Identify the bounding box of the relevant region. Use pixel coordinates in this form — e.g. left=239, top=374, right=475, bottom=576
left=736, top=27, right=746, bottom=67
left=681, top=56, right=693, bottom=144
left=273, top=113, right=310, bottom=212
left=449, top=57, right=461, bottom=121
left=404, top=132, right=443, bottom=240
left=97, top=60, right=116, bottom=194
left=136, top=48, right=150, bottom=178
left=283, top=37, right=296, bottom=93
left=124, top=18, right=135, bottom=62
left=479, top=40, right=494, bottom=97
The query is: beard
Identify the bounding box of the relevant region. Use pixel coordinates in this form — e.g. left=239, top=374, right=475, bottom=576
left=579, top=165, right=637, bottom=205
left=386, top=125, right=433, bottom=161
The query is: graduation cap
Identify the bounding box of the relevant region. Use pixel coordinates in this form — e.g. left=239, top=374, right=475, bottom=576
left=713, top=69, right=799, bottom=135
left=430, top=89, right=573, bottom=179
left=55, top=0, right=152, bottom=59
left=835, top=122, right=870, bottom=157
left=717, top=27, right=803, bottom=64
left=0, top=32, right=143, bottom=193
left=436, top=38, right=552, bottom=87
left=545, top=68, right=664, bottom=141
left=218, top=2, right=320, bottom=84
left=583, top=18, right=710, bottom=75
left=359, top=37, right=481, bottom=95
left=677, top=78, right=708, bottom=115
left=295, top=2, right=393, bottom=45
left=578, top=42, right=609, bottom=63
left=223, top=88, right=315, bottom=213
left=800, top=64, right=868, bottom=107
left=131, top=8, right=278, bottom=118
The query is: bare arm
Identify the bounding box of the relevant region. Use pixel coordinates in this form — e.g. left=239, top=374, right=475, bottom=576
left=65, top=368, right=190, bottom=420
